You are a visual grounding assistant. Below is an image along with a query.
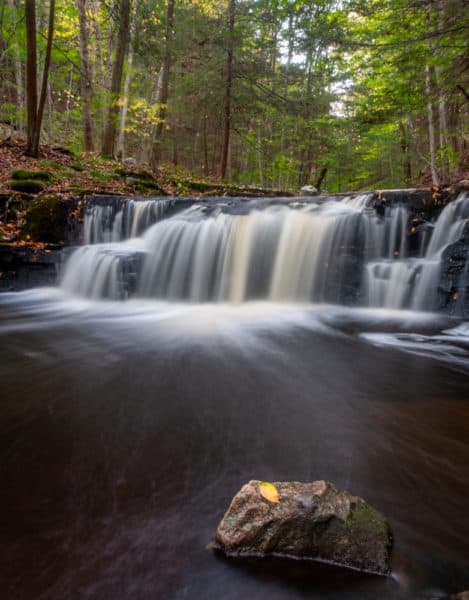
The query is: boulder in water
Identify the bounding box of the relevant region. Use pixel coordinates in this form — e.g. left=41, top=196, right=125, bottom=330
left=300, top=185, right=319, bottom=196
left=214, top=480, right=392, bottom=575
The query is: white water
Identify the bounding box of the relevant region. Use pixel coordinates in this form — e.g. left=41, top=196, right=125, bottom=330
left=84, top=198, right=173, bottom=243
left=62, top=193, right=469, bottom=309
left=365, top=192, right=469, bottom=310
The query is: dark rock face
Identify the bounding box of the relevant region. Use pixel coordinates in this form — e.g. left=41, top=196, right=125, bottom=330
left=214, top=480, right=392, bottom=576
left=439, top=222, right=469, bottom=317
left=0, top=244, right=62, bottom=291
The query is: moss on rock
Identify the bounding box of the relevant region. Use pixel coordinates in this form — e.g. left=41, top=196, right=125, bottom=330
left=22, top=194, right=70, bottom=243
left=8, top=180, right=47, bottom=193
left=11, top=169, right=52, bottom=181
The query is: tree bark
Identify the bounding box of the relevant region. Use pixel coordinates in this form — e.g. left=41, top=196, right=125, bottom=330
left=399, top=120, right=412, bottom=184
left=8, top=0, right=24, bottom=134
left=31, top=0, right=55, bottom=155
left=117, top=0, right=138, bottom=158
left=25, top=0, right=55, bottom=157
left=77, top=0, right=94, bottom=150
left=425, top=64, right=439, bottom=186
left=25, top=0, right=38, bottom=155
left=150, top=0, right=175, bottom=167
left=219, top=0, right=235, bottom=180
left=101, top=0, right=131, bottom=157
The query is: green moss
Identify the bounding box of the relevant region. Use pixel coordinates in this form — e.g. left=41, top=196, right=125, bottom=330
left=345, top=501, right=387, bottom=536
left=22, top=194, right=69, bottom=243
left=8, top=180, right=47, bottom=193
left=114, top=167, right=131, bottom=177
left=11, top=169, right=52, bottom=181
left=126, top=176, right=163, bottom=193
left=58, top=171, right=76, bottom=179
left=69, top=163, right=85, bottom=172
left=39, top=159, right=62, bottom=169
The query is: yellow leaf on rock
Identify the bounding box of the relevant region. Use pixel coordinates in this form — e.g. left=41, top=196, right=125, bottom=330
left=259, top=481, right=279, bottom=503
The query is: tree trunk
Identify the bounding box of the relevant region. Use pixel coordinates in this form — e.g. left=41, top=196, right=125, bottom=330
left=104, top=0, right=116, bottom=91
left=25, top=0, right=55, bottom=157
left=425, top=64, right=439, bottom=186
left=399, top=120, right=412, bottom=184
left=315, top=167, right=327, bottom=192
left=25, top=0, right=38, bottom=155
left=101, top=0, right=131, bottom=157
left=77, top=0, right=94, bottom=151
left=436, top=0, right=449, bottom=179
left=219, top=0, right=235, bottom=180
left=8, top=0, right=24, bottom=134
left=31, top=0, right=55, bottom=155
left=117, top=0, right=138, bottom=158
left=150, top=0, right=175, bottom=167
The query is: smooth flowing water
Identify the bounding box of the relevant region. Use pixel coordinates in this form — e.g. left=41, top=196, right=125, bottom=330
left=1, top=193, right=468, bottom=600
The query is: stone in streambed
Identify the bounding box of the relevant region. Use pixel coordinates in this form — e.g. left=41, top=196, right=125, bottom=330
left=214, top=480, right=392, bottom=575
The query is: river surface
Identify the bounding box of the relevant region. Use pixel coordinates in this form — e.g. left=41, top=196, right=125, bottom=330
left=1, top=289, right=468, bottom=599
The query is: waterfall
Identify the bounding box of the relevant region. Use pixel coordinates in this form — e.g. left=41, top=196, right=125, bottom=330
left=61, top=193, right=469, bottom=309
left=84, top=198, right=174, bottom=243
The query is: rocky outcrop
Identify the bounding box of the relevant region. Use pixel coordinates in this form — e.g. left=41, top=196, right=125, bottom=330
left=214, top=480, right=392, bottom=575
left=439, top=221, right=469, bottom=317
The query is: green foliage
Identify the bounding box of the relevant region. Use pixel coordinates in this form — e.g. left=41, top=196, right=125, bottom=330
left=0, top=0, right=467, bottom=190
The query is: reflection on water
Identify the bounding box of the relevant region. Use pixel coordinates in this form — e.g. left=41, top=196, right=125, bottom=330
left=0, top=290, right=468, bottom=599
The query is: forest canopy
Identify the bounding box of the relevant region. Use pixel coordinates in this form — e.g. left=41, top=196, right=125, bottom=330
left=0, top=0, right=468, bottom=192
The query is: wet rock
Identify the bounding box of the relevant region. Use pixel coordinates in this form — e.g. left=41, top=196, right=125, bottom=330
left=214, top=480, right=392, bottom=575
left=438, top=221, right=469, bottom=317
left=300, top=185, right=319, bottom=196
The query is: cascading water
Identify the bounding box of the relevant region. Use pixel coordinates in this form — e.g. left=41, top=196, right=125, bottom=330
left=84, top=197, right=174, bottom=243
left=61, top=192, right=469, bottom=311
left=365, top=192, right=469, bottom=310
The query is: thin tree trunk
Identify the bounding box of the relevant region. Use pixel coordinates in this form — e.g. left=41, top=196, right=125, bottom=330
left=77, top=0, right=94, bottom=150
left=117, top=0, right=138, bottom=158
left=63, top=66, right=74, bottom=137
left=104, top=0, right=116, bottom=91
left=399, top=120, right=412, bottom=184
left=150, top=0, right=175, bottom=167
left=203, top=113, right=209, bottom=174
left=219, top=0, right=235, bottom=180
left=7, top=0, right=24, bottom=134
left=92, top=0, right=104, bottom=84
left=25, top=0, right=38, bottom=155
left=257, top=120, right=264, bottom=187
left=315, top=167, right=327, bottom=192
left=30, top=0, right=55, bottom=155
left=425, top=64, right=439, bottom=186
left=435, top=0, right=449, bottom=179
left=101, top=0, right=131, bottom=157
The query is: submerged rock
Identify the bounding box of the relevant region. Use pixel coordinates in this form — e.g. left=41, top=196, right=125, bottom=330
left=214, top=480, right=392, bottom=575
